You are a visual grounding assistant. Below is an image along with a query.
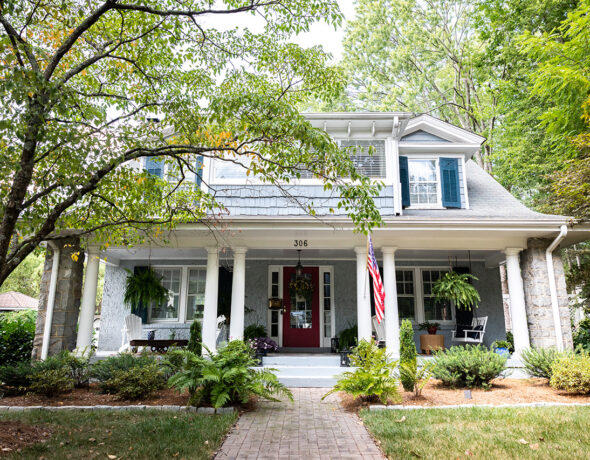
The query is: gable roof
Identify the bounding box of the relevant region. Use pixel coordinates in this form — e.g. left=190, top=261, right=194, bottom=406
left=401, top=160, right=567, bottom=222
left=0, top=291, right=38, bottom=310
left=402, top=114, right=486, bottom=144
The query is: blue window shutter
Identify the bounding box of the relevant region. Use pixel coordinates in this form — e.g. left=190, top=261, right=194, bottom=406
left=195, top=155, right=203, bottom=187
left=440, top=157, right=461, bottom=208
left=145, top=157, right=163, bottom=178
left=399, top=156, right=410, bottom=207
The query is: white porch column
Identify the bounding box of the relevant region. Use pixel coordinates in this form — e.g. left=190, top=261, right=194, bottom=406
left=229, top=247, right=247, bottom=341
left=202, top=247, right=219, bottom=354
left=504, top=248, right=530, bottom=354
left=382, top=247, right=400, bottom=358
left=355, top=246, right=372, bottom=343
left=76, top=248, right=100, bottom=352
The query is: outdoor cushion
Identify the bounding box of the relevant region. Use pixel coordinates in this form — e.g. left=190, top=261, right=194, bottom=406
left=467, top=324, right=484, bottom=339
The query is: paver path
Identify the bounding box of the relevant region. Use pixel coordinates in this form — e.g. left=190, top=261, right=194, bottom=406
left=215, top=388, right=385, bottom=460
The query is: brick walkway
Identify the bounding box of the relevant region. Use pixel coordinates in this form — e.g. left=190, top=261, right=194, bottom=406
left=214, top=388, right=385, bottom=460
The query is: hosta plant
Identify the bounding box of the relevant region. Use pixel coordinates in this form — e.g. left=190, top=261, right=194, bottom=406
left=322, top=339, right=400, bottom=404
left=168, top=340, right=293, bottom=408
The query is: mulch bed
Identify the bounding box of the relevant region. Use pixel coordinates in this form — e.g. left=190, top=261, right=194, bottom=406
left=0, top=384, right=189, bottom=407
left=340, top=378, right=590, bottom=411
left=0, top=421, right=51, bottom=456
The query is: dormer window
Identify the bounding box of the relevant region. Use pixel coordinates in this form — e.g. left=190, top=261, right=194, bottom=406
left=409, top=159, right=439, bottom=206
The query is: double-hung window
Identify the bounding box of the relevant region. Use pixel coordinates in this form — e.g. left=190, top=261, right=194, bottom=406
left=422, top=270, right=452, bottom=321
left=408, top=159, right=439, bottom=205
left=148, top=268, right=181, bottom=321
left=396, top=270, right=415, bottom=320
left=186, top=268, right=206, bottom=321
left=340, top=139, right=386, bottom=178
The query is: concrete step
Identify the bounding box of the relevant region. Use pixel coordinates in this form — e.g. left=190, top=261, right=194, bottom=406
left=262, top=354, right=340, bottom=367
left=265, top=365, right=345, bottom=378
left=277, top=376, right=339, bottom=388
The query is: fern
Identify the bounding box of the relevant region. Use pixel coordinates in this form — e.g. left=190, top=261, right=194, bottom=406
left=168, top=341, right=293, bottom=408
left=431, top=271, right=480, bottom=310
left=124, top=268, right=169, bottom=309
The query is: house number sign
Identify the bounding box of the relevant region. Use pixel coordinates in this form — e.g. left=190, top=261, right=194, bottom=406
left=293, top=239, right=308, bottom=247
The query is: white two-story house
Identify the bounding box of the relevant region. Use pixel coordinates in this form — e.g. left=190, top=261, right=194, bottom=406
left=42, top=112, right=589, bottom=364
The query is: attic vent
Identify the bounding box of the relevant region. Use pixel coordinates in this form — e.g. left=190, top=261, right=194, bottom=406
left=340, top=139, right=386, bottom=178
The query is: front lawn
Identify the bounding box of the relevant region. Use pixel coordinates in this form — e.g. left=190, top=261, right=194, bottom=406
left=361, top=406, right=590, bottom=459
left=0, top=409, right=236, bottom=459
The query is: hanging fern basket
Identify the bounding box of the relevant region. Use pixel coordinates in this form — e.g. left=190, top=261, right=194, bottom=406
left=431, top=271, right=481, bottom=311
left=124, top=267, right=169, bottom=320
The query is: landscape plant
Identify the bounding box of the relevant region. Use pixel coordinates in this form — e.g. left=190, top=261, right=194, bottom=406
left=0, top=310, right=37, bottom=366
left=573, top=319, right=590, bottom=353
left=418, top=321, right=440, bottom=335
left=168, top=340, right=293, bottom=408
left=29, top=368, right=75, bottom=397
left=249, top=337, right=279, bottom=354
left=91, top=352, right=158, bottom=392
left=323, top=339, right=400, bottom=404
left=123, top=268, right=169, bottom=313
left=104, top=363, right=166, bottom=400
left=399, top=319, right=417, bottom=392
left=550, top=353, right=590, bottom=394
left=432, top=345, right=506, bottom=389
left=338, top=324, right=358, bottom=350
left=399, top=361, right=435, bottom=397
left=521, top=347, right=566, bottom=379
left=187, top=320, right=202, bottom=356
left=0, top=361, right=35, bottom=396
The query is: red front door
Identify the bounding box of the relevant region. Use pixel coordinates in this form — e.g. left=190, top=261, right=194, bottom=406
left=282, top=266, right=320, bottom=347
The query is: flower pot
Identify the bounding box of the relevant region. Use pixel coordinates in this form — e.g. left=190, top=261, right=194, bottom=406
left=419, top=334, right=444, bottom=354
left=147, top=330, right=156, bottom=340
left=331, top=337, right=340, bottom=353
left=427, top=327, right=438, bottom=335
left=495, top=347, right=510, bottom=358
left=254, top=352, right=264, bottom=366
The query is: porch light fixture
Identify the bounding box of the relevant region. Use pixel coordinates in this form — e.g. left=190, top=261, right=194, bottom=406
left=295, top=249, right=304, bottom=278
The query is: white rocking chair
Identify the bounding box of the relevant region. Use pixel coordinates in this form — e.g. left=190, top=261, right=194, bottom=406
left=372, top=315, right=386, bottom=346
left=451, top=316, right=488, bottom=344
left=119, top=314, right=143, bottom=352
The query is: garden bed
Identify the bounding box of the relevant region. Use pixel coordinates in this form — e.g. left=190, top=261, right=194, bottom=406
left=0, top=384, right=189, bottom=407
left=339, top=378, right=590, bottom=410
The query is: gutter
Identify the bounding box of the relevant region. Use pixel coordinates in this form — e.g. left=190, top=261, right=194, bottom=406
left=546, top=225, right=568, bottom=352
left=41, top=241, right=60, bottom=360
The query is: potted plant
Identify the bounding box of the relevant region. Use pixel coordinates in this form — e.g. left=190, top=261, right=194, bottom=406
left=492, top=340, right=512, bottom=357
left=248, top=337, right=278, bottom=366
left=431, top=271, right=480, bottom=311
left=124, top=267, right=169, bottom=321
left=418, top=321, right=440, bottom=335
left=337, top=324, right=357, bottom=367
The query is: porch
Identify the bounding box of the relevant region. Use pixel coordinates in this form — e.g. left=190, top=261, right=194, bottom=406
left=95, top=246, right=518, bottom=357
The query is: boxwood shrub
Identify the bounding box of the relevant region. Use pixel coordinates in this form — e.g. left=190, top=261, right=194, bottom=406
left=432, top=345, right=507, bottom=389
left=550, top=354, right=590, bottom=394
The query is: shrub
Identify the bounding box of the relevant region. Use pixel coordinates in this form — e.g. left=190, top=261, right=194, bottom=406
left=323, top=339, right=400, bottom=404
left=338, top=324, right=357, bottom=350
left=521, top=347, right=565, bottom=379
left=0, top=310, right=36, bottom=366
left=160, top=348, right=186, bottom=379
left=506, top=331, right=515, bottom=353
left=104, top=363, right=165, bottom=400
left=0, top=361, right=35, bottom=395
left=91, top=352, right=157, bottom=392
left=399, top=361, right=434, bottom=397
left=550, top=354, right=590, bottom=394
left=29, top=368, right=74, bottom=397
left=35, top=350, right=92, bottom=388
left=243, top=324, right=267, bottom=341
left=168, top=340, right=293, bottom=408
left=249, top=337, right=278, bottom=354
left=573, top=319, right=590, bottom=353
left=187, top=320, right=202, bottom=355
left=399, top=319, right=417, bottom=392
left=432, top=345, right=506, bottom=389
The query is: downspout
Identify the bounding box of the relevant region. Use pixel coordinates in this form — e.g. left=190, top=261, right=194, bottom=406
left=41, top=241, right=60, bottom=360
left=546, top=225, right=568, bottom=352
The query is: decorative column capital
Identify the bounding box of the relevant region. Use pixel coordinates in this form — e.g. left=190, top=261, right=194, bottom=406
left=87, top=246, right=100, bottom=257
left=232, top=247, right=248, bottom=256
left=381, top=246, right=398, bottom=255
left=205, top=246, right=219, bottom=255
left=354, top=246, right=367, bottom=256
left=504, top=247, right=524, bottom=257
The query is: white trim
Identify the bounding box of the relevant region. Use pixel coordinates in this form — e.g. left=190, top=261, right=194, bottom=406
left=402, top=114, right=486, bottom=145
left=147, top=264, right=206, bottom=324
left=319, top=266, right=334, bottom=347
left=267, top=265, right=284, bottom=347
left=461, top=156, right=470, bottom=210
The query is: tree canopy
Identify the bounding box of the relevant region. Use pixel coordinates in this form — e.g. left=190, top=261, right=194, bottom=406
left=0, top=0, right=383, bottom=286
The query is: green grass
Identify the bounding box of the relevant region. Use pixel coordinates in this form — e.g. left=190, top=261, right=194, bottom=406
left=360, top=406, right=590, bottom=460
left=0, top=409, right=237, bottom=460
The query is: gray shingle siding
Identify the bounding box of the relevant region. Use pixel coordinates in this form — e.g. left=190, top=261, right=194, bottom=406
left=211, top=184, right=395, bottom=217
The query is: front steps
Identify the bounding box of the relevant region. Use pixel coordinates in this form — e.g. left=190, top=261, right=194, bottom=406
left=262, top=353, right=346, bottom=388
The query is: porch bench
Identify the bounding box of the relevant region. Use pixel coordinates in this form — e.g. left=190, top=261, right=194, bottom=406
left=129, top=339, right=188, bottom=353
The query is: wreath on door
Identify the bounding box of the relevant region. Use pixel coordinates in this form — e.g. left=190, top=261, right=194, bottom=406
left=288, top=278, right=314, bottom=298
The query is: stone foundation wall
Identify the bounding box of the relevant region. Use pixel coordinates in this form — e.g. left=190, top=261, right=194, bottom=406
left=32, top=238, right=85, bottom=359
left=521, top=238, right=573, bottom=350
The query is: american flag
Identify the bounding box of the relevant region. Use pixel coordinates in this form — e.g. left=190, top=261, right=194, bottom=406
left=367, top=235, right=385, bottom=323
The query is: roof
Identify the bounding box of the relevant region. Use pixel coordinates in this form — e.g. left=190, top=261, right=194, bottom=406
left=0, top=291, right=38, bottom=310
left=401, top=160, right=568, bottom=222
